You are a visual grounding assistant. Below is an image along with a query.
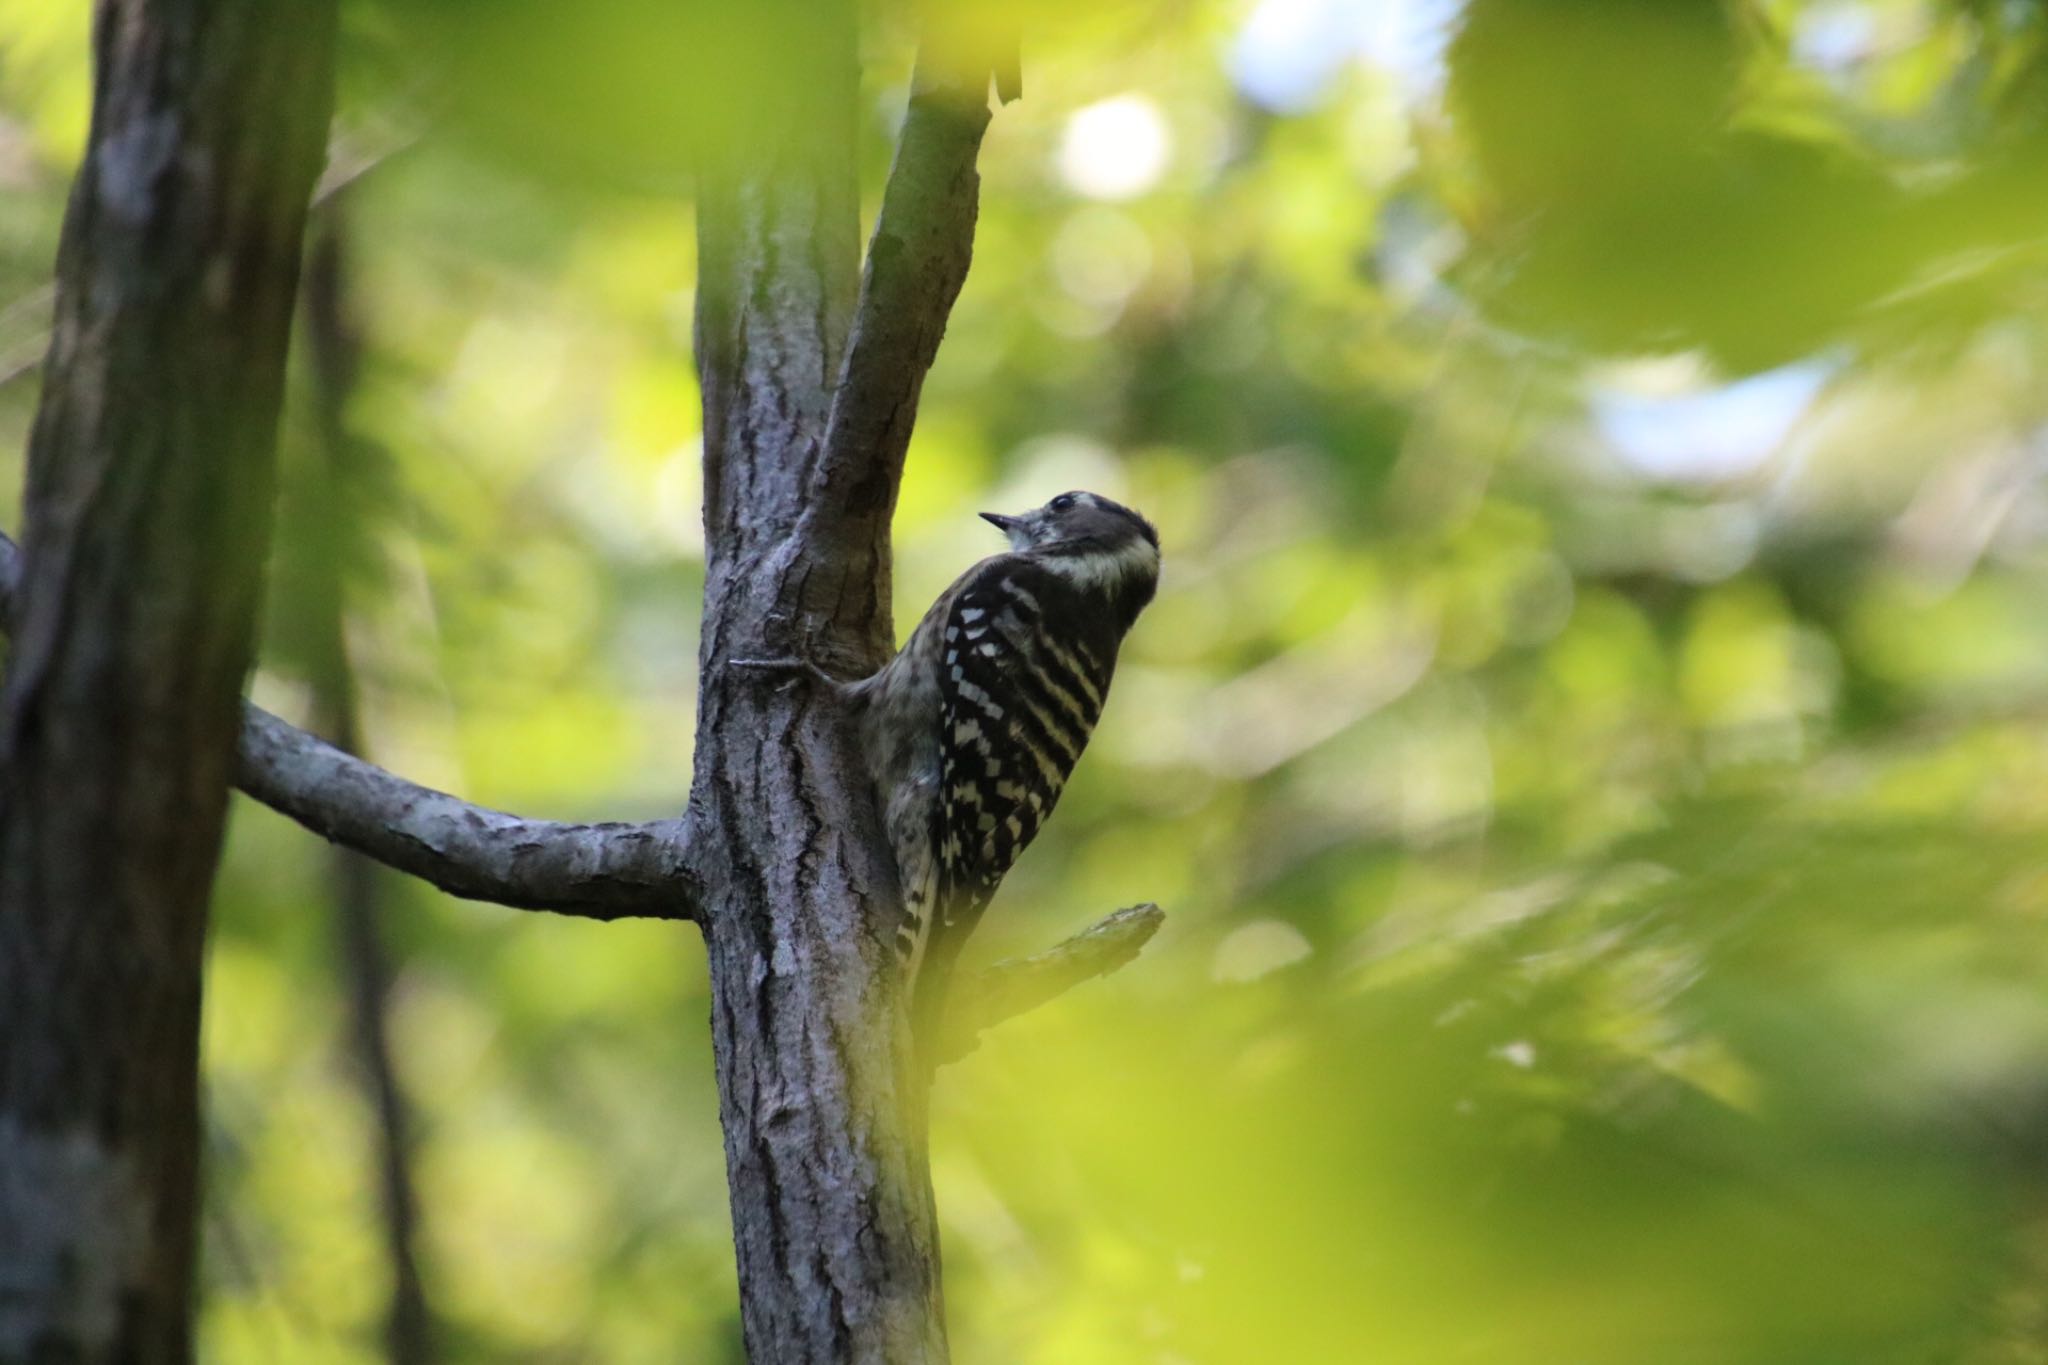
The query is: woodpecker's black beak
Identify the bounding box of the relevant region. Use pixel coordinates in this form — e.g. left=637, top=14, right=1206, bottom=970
left=980, top=511, right=1022, bottom=533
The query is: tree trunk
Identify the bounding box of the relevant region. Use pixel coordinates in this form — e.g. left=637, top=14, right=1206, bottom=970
left=301, top=211, right=437, bottom=1365
left=0, top=0, right=335, bottom=1358
left=686, top=6, right=949, bottom=1359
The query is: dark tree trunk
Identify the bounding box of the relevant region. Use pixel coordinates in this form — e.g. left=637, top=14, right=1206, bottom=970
left=301, top=213, right=437, bottom=1365
left=0, top=0, right=336, bottom=1359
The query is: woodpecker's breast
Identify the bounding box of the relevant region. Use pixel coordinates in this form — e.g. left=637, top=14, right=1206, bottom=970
left=935, top=557, right=1121, bottom=923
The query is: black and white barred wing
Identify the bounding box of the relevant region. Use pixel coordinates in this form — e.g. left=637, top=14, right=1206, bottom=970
left=935, top=562, right=1116, bottom=934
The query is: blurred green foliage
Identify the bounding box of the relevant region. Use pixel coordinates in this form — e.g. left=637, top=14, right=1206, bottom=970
left=11, top=0, right=2048, bottom=1359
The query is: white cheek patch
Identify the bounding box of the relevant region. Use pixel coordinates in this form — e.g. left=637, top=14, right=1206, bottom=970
left=1051, top=538, right=1159, bottom=591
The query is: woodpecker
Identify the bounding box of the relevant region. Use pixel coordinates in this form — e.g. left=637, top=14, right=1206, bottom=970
left=847, top=491, right=1160, bottom=1032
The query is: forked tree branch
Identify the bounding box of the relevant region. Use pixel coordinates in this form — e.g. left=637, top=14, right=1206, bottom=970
left=811, top=50, right=995, bottom=517
left=0, top=531, right=692, bottom=919
left=938, top=903, right=1167, bottom=1065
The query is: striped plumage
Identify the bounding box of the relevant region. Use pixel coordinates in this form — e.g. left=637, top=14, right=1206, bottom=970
left=849, top=491, right=1160, bottom=1030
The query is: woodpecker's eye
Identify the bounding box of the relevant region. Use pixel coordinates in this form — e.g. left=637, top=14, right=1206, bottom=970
left=1049, top=493, right=1078, bottom=513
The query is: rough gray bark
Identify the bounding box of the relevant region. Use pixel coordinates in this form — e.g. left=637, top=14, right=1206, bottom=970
left=682, top=17, right=983, bottom=1360
left=0, top=0, right=336, bottom=1359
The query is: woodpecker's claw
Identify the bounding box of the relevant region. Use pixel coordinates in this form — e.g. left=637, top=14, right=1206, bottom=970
left=730, top=656, right=838, bottom=689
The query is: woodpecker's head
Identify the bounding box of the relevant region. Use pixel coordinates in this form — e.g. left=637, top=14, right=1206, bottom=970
left=981, top=491, right=1160, bottom=613
left=982, top=490, right=1157, bottom=556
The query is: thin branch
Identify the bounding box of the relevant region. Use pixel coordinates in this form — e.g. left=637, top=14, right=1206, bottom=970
left=0, top=284, right=54, bottom=390
left=0, top=531, right=693, bottom=920
left=938, top=903, right=1166, bottom=1065
left=237, top=709, right=691, bottom=917
left=0, top=351, right=42, bottom=392
left=0, top=132, right=420, bottom=393
left=810, top=50, right=995, bottom=514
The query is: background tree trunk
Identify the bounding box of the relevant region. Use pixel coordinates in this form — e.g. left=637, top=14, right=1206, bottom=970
left=0, top=0, right=335, bottom=1358
left=300, top=211, right=436, bottom=1365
